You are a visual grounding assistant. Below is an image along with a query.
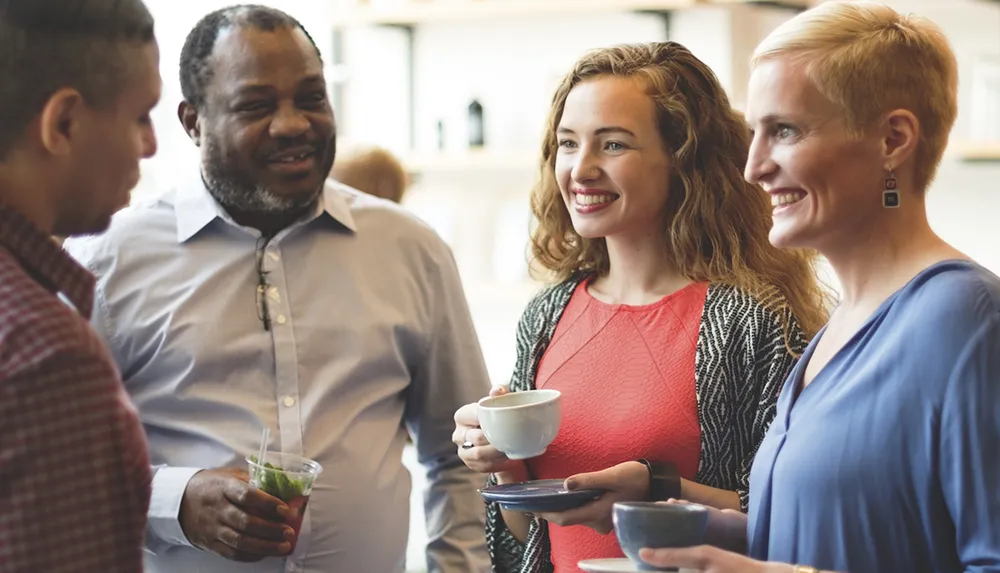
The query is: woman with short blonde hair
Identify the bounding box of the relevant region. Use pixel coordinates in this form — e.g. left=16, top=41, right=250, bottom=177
left=752, top=0, right=957, bottom=191
left=641, top=3, right=1000, bottom=572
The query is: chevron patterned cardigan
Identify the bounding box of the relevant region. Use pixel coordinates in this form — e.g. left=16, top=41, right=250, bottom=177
left=485, top=274, right=807, bottom=573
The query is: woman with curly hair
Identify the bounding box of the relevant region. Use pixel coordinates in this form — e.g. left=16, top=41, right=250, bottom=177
left=453, top=41, right=829, bottom=572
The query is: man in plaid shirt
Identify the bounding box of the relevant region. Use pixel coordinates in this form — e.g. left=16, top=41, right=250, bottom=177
left=0, top=1, right=161, bottom=571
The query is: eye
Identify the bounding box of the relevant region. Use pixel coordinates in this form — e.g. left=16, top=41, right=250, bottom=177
left=774, top=124, right=797, bottom=139
left=299, top=91, right=327, bottom=106
left=604, top=141, right=626, bottom=152
left=557, top=139, right=578, bottom=149
left=235, top=101, right=271, bottom=114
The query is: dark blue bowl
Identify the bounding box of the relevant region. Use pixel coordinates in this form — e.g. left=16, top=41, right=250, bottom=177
left=612, top=502, right=709, bottom=571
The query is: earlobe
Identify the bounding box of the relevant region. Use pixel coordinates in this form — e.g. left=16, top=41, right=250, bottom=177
left=38, top=88, right=83, bottom=156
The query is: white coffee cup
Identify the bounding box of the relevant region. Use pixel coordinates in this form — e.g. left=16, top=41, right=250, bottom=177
left=477, top=389, right=562, bottom=460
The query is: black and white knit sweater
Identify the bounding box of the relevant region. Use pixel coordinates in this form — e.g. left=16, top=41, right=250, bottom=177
left=485, top=274, right=807, bottom=573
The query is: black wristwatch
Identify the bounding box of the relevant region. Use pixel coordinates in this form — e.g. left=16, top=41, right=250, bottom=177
left=637, top=459, right=681, bottom=502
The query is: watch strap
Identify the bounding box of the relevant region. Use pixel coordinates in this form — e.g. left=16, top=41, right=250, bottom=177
left=637, top=459, right=680, bottom=502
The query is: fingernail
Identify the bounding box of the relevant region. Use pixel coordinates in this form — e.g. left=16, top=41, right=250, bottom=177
left=280, top=542, right=291, bottom=554
left=564, top=479, right=577, bottom=490
left=284, top=528, right=296, bottom=540
left=277, top=504, right=290, bottom=517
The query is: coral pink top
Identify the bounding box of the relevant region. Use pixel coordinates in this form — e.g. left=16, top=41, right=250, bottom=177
left=526, top=279, right=707, bottom=572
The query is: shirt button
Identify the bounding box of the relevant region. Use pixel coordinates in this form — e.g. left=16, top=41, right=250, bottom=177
left=276, top=314, right=287, bottom=324
left=283, top=396, right=296, bottom=407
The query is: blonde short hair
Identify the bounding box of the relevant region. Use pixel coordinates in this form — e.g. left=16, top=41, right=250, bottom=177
left=751, top=1, right=958, bottom=192
left=330, top=146, right=409, bottom=203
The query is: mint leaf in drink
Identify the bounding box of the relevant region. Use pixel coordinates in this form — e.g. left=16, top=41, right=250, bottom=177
left=262, top=469, right=280, bottom=498
left=278, top=474, right=292, bottom=501
left=287, top=477, right=305, bottom=499
left=250, top=456, right=309, bottom=501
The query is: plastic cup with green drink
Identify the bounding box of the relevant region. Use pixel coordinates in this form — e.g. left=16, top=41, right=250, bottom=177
left=246, top=451, right=323, bottom=552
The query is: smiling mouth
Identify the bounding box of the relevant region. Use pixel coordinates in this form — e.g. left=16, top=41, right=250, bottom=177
left=771, top=191, right=805, bottom=207
left=270, top=151, right=315, bottom=164
left=574, top=192, right=619, bottom=206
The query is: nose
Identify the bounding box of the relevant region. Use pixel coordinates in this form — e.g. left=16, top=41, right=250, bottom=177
left=570, top=144, right=601, bottom=183
left=270, top=102, right=310, bottom=139
left=744, top=132, right=776, bottom=185
left=142, top=122, right=158, bottom=159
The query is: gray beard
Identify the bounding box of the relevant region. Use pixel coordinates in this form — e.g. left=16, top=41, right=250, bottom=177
left=203, top=170, right=317, bottom=215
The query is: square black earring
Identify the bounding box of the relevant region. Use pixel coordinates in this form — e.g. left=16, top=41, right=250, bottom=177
left=883, top=174, right=899, bottom=208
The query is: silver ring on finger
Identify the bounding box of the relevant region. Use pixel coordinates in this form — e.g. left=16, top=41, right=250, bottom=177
left=461, top=428, right=475, bottom=449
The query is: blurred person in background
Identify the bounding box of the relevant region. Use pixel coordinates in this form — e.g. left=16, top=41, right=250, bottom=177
left=331, top=144, right=410, bottom=204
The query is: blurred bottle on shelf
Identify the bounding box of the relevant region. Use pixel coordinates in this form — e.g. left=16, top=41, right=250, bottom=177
left=468, top=99, right=484, bottom=148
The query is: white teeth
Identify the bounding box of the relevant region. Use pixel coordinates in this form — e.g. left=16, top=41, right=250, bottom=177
left=278, top=153, right=310, bottom=163
left=771, top=192, right=804, bottom=207
left=575, top=193, right=616, bottom=206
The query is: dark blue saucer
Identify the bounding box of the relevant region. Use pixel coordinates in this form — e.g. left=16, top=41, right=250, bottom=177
left=480, top=479, right=604, bottom=512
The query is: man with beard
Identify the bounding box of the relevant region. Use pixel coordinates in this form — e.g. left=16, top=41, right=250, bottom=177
left=64, top=5, right=491, bottom=573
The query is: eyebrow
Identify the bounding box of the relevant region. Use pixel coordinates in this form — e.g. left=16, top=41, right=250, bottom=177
left=749, top=114, right=783, bottom=126
left=231, top=84, right=272, bottom=97
left=556, top=126, right=637, bottom=137
left=299, top=74, right=326, bottom=87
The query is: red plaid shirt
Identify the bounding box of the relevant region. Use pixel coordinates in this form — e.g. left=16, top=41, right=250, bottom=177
left=0, top=204, right=151, bottom=572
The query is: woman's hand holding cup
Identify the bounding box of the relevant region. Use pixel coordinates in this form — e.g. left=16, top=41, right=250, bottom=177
left=452, top=385, right=529, bottom=484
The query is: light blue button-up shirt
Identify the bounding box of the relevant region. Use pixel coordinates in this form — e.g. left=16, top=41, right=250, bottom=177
left=64, top=175, right=492, bottom=573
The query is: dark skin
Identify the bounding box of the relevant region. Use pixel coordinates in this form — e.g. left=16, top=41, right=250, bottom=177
left=179, top=468, right=294, bottom=561
left=0, top=42, right=160, bottom=238
left=174, top=24, right=335, bottom=562
left=178, top=24, right=336, bottom=237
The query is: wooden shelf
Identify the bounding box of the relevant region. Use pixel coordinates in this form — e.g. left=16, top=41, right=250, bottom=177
left=950, top=141, right=1000, bottom=162
left=403, top=149, right=538, bottom=173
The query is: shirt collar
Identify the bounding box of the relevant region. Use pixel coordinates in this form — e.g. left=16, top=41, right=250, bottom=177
left=175, top=173, right=357, bottom=243
left=319, top=180, right=357, bottom=232
left=0, top=202, right=95, bottom=318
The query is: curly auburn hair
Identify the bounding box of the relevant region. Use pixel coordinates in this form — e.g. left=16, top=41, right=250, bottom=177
left=530, top=41, right=829, bottom=341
